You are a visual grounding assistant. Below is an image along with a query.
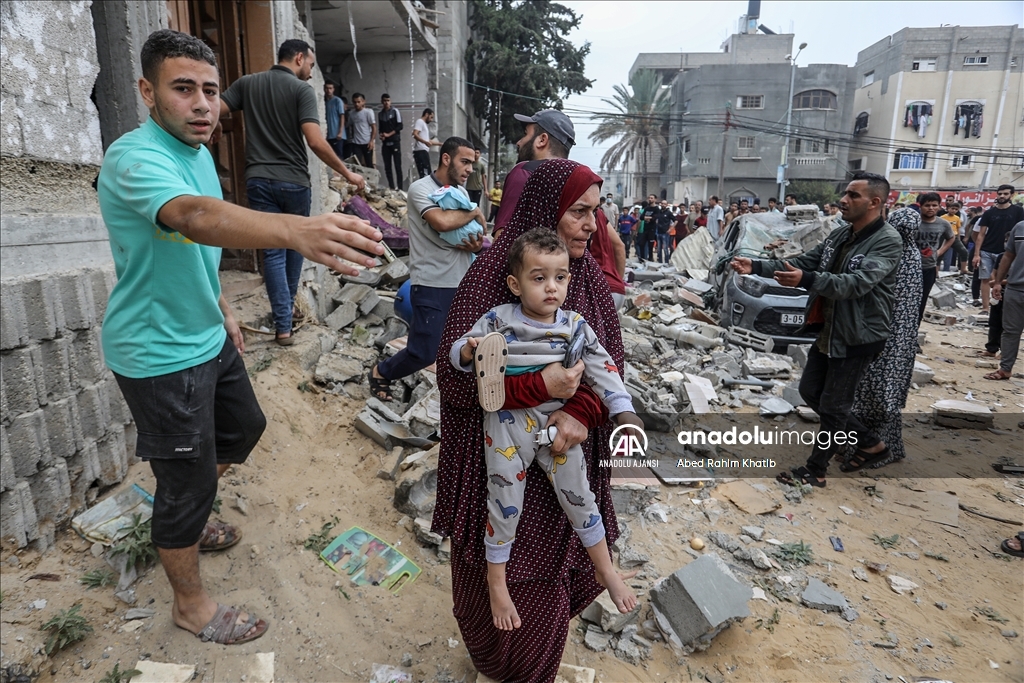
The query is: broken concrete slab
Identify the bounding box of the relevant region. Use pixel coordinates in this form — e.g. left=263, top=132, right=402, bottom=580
left=378, top=258, right=410, bottom=284
left=912, top=361, right=935, bottom=385
left=617, top=546, right=650, bottom=569
left=130, top=661, right=196, bottom=683
left=740, top=526, right=764, bottom=541
left=554, top=663, right=597, bottom=683
left=580, top=590, right=642, bottom=633
left=324, top=301, right=359, bottom=331
left=801, top=578, right=849, bottom=613
left=413, top=517, right=443, bottom=546
left=334, top=283, right=380, bottom=315
left=742, top=356, right=791, bottom=378
left=787, top=344, right=810, bottom=369
left=583, top=624, right=612, bottom=652
left=650, top=553, right=751, bottom=652
left=887, top=575, right=919, bottom=595
left=610, top=482, right=660, bottom=516
left=759, top=397, right=793, bottom=416
left=782, top=382, right=806, bottom=407
left=931, top=400, right=994, bottom=429
left=314, top=352, right=365, bottom=385
left=929, top=289, right=955, bottom=309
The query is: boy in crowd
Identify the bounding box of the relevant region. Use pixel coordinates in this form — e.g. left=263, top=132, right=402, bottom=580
left=916, top=192, right=955, bottom=321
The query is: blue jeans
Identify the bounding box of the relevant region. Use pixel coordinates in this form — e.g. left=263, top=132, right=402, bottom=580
left=657, top=233, right=673, bottom=262
left=378, top=285, right=457, bottom=382
left=246, top=178, right=311, bottom=334
left=620, top=232, right=633, bottom=259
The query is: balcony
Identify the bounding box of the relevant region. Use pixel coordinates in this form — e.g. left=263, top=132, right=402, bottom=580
left=791, top=155, right=835, bottom=166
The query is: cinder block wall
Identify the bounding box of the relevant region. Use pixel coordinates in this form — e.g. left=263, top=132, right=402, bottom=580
left=1, top=2, right=137, bottom=553
left=0, top=267, right=137, bottom=552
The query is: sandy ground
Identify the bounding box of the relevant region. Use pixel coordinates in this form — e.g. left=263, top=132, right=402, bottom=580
left=1, top=285, right=1022, bottom=683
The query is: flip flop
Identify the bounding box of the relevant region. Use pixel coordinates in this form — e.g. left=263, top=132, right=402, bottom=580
left=839, top=446, right=892, bottom=473
left=475, top=332, right=508, bottom=412
left=199, top=521, right=241, bottom=552
left=984, top=370, right=1011, bottom=380
left=368, top=367, right=395, bottom=402
left=193, top=604, right=269, bottom=645
left=776, top=466, right=826, bottom=488
left=1000, top=532, right=1024, bottom=558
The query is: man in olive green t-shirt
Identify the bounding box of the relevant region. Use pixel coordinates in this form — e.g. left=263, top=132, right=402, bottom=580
left=220, top=39, right=365, bottom=344
left=466, top=146, right=488, bottom=206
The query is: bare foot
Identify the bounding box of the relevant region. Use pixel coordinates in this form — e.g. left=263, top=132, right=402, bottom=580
left=595, top=568, right=638, bottom=613
left=487, top=579, right=521, bottom=630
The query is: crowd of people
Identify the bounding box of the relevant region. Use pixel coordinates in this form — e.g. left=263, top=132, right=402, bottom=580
left=92, top=28, right=1022, bottom=683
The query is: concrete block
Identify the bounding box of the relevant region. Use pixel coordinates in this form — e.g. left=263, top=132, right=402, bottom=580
left=741, top=526, right=764, bottom=541
left=76, top=382, right=110, bottom=443
left=801, top=578, right=849, bottom=613
left=782, top=382, right=805, bottom=407
left=0, top=281, right=30, bottom=350
left=334, top=283, right=380, bottom=315
left=650, top=553, right=751, bottom=652
left=580, top=590, right=641, bottom=633
left=1, top=345, right=44, bottom=415
left=38, top=336, right=76, bottom=402
left=912, top=361, right=934, bottom=385
left=43, top=397, right=81, bottom=461
left=88, top=267, right=116, bottom=321
left=0, top=481, right=39, bottom=547
left=29, top=459, right=71, bottom=526
left=66, top=440, right=100, bottom=510
left=314, top=351, right=365, bottom=385
left=413, top=516, right=443, bottom=546
left=742, top=357, right=791, bottom=378
left=95, top=423, right=127, bottom=486
left=370, top=297, right=395, bottom=320
left=324, top=301, right=359, bottom=330
left=787, top=344, right=810, bottom=369
left=584, top=624, right=612, bottom=652
left=104, top=376, right=132, bottom=425
left=0, top=426, right=16, bottom=493
left=55, top=271, right=96, bottom=330
left=929, top=290, right=955, bottom=309
left=72, top=328, right=105, bottom=387
left=21, top=277, right=65, bottom=341
left=7, top=409, right=50, bottom=478
left=378, top=258, right=409, bottom=284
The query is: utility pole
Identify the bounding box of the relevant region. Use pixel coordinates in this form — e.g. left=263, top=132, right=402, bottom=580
left=716, top=104, right=732, bottom=200
left=778, top=42, right=807, bottom=201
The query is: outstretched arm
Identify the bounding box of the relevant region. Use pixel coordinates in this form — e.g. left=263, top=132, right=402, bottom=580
left=301, top=122, right=365, bottom=192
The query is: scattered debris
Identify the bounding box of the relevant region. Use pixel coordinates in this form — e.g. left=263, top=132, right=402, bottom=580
left=887, top=575, right=919, bottom=595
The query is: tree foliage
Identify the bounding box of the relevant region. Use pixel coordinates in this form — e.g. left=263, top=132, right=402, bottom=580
left=588, top=69, right=670, bottom=196
left=467, top=0, right=592, bottom=145
left=786, top=180, right=840, bottom=208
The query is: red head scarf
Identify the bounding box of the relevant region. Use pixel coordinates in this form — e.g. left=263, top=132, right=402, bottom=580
left=432, top=158, right=623, bottom=581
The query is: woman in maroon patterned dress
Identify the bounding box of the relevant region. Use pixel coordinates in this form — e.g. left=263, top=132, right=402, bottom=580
left=432, top=159, right=642, bottom=682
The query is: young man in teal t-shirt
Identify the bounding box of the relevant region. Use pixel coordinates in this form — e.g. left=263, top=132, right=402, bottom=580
left=97, top=29, right=385, bottom=646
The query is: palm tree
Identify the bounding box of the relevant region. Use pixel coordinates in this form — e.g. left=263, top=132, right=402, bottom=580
left=589, top=69, right=670, bottom=198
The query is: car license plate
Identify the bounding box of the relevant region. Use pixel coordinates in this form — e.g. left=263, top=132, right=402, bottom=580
left=781, top=313, right=804, bottom=326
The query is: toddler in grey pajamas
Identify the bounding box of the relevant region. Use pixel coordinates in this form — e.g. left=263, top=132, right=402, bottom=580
left=450, top=302, right=634, bottom=564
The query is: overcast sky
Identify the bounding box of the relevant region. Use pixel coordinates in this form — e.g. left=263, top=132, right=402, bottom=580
left=558, top=1, right=1023, bottom=172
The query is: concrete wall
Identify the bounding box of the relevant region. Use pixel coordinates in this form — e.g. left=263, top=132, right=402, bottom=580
left=436, top=0, right=473, bottom=144
left=851, top=25, right=1024, bottom=190
left=0, top=1, right=137, bottom=552
left=667, top=59, right=853, bottom=203
left=1, top=266, right=136, bottom=551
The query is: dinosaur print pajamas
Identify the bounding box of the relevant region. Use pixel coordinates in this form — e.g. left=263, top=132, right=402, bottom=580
left=451, top=303, right=635, bottom=564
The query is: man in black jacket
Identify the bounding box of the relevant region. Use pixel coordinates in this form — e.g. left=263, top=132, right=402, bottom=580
left=377, top=93, right=404, bottom=190
left=731, top=172, right=902, bottom=486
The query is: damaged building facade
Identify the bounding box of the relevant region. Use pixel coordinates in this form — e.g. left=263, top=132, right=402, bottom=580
left=0, top=0, right=473, bottom=552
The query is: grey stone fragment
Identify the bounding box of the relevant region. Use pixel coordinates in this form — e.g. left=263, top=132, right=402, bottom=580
left=930, top=289, right=955, bottom=309
left=649, top=554, right=751, bottom=652
left=314, top=353, right=364, bottom=385
left=741, top=526, right=764, bottom=541
left=782, top=382, right=806, bottom=407
left=124, top=608, right=155, bottom=620
left=584, top=625, right=611, bottom=652
left=934, top=602, right=947, bottom=610
left=614, top=636, right=643, bottom=665
left=749, top=548, right=772, bottom=570
left=378, top=258, right=410, bottom=284
left=580, top=591, right=641, bottom=633
left=393, top=467, right=438, bottom=518
left=617, top=546, right=649, bottom=569
left=759, top=396, right=793, bottom=416
left=801, top=578, right=849, bottom=613
left=787, top=344, right=810, bottom=369
left=1002, top=629, right=1018, bottom=638
left=413, top=517, right=442, bottom=546
left=708, top=531, right=741, bottom=553
left=324, top=301, right=359, bottom=330
left=912, top=361, right=934, bottom=385
left=841, top=607, right=859, bottom=622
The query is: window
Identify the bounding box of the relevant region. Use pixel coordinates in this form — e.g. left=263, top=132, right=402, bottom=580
left=893, top=149, right=927, bottom=170
left=736, top=95, right=763, bottom=109
left=682, top=137, right=691, bottom=153
left=912, top=58, right=937, bottom=72
left=848, top=158, right=863, bottom=171
left=698, top=157, right=711, bottom=164
left=736, top=136, right=756, bottom=157
left=792, top=89, right=837, bottom=110
left=683, top=99, right=691, bottom=112
left=950, top=152, right=973, bottom=169
left=790, top=138, right=831, bottom=155
left=963, top=56, right=989, bottom=66
left=862, top=71, right=875, bottom=87
left=854, top=112, right=870, bottom=135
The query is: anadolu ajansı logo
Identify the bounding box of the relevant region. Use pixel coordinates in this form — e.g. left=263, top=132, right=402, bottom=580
left=608, top=424, right=648, bottom=458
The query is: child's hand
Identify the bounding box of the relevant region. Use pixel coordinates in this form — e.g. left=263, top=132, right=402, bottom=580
left=460, top=337, right=481, bottom=365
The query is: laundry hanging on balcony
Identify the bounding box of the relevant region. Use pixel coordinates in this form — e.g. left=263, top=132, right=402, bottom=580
left=854, top=112, right=869, bottom=135
left=953, top=103, right=983, bottom=138
left=903, top=103, right=932, bottom=138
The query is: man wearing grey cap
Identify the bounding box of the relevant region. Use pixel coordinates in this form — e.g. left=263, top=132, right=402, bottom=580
left=492, top=109, right=575, bottom=236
